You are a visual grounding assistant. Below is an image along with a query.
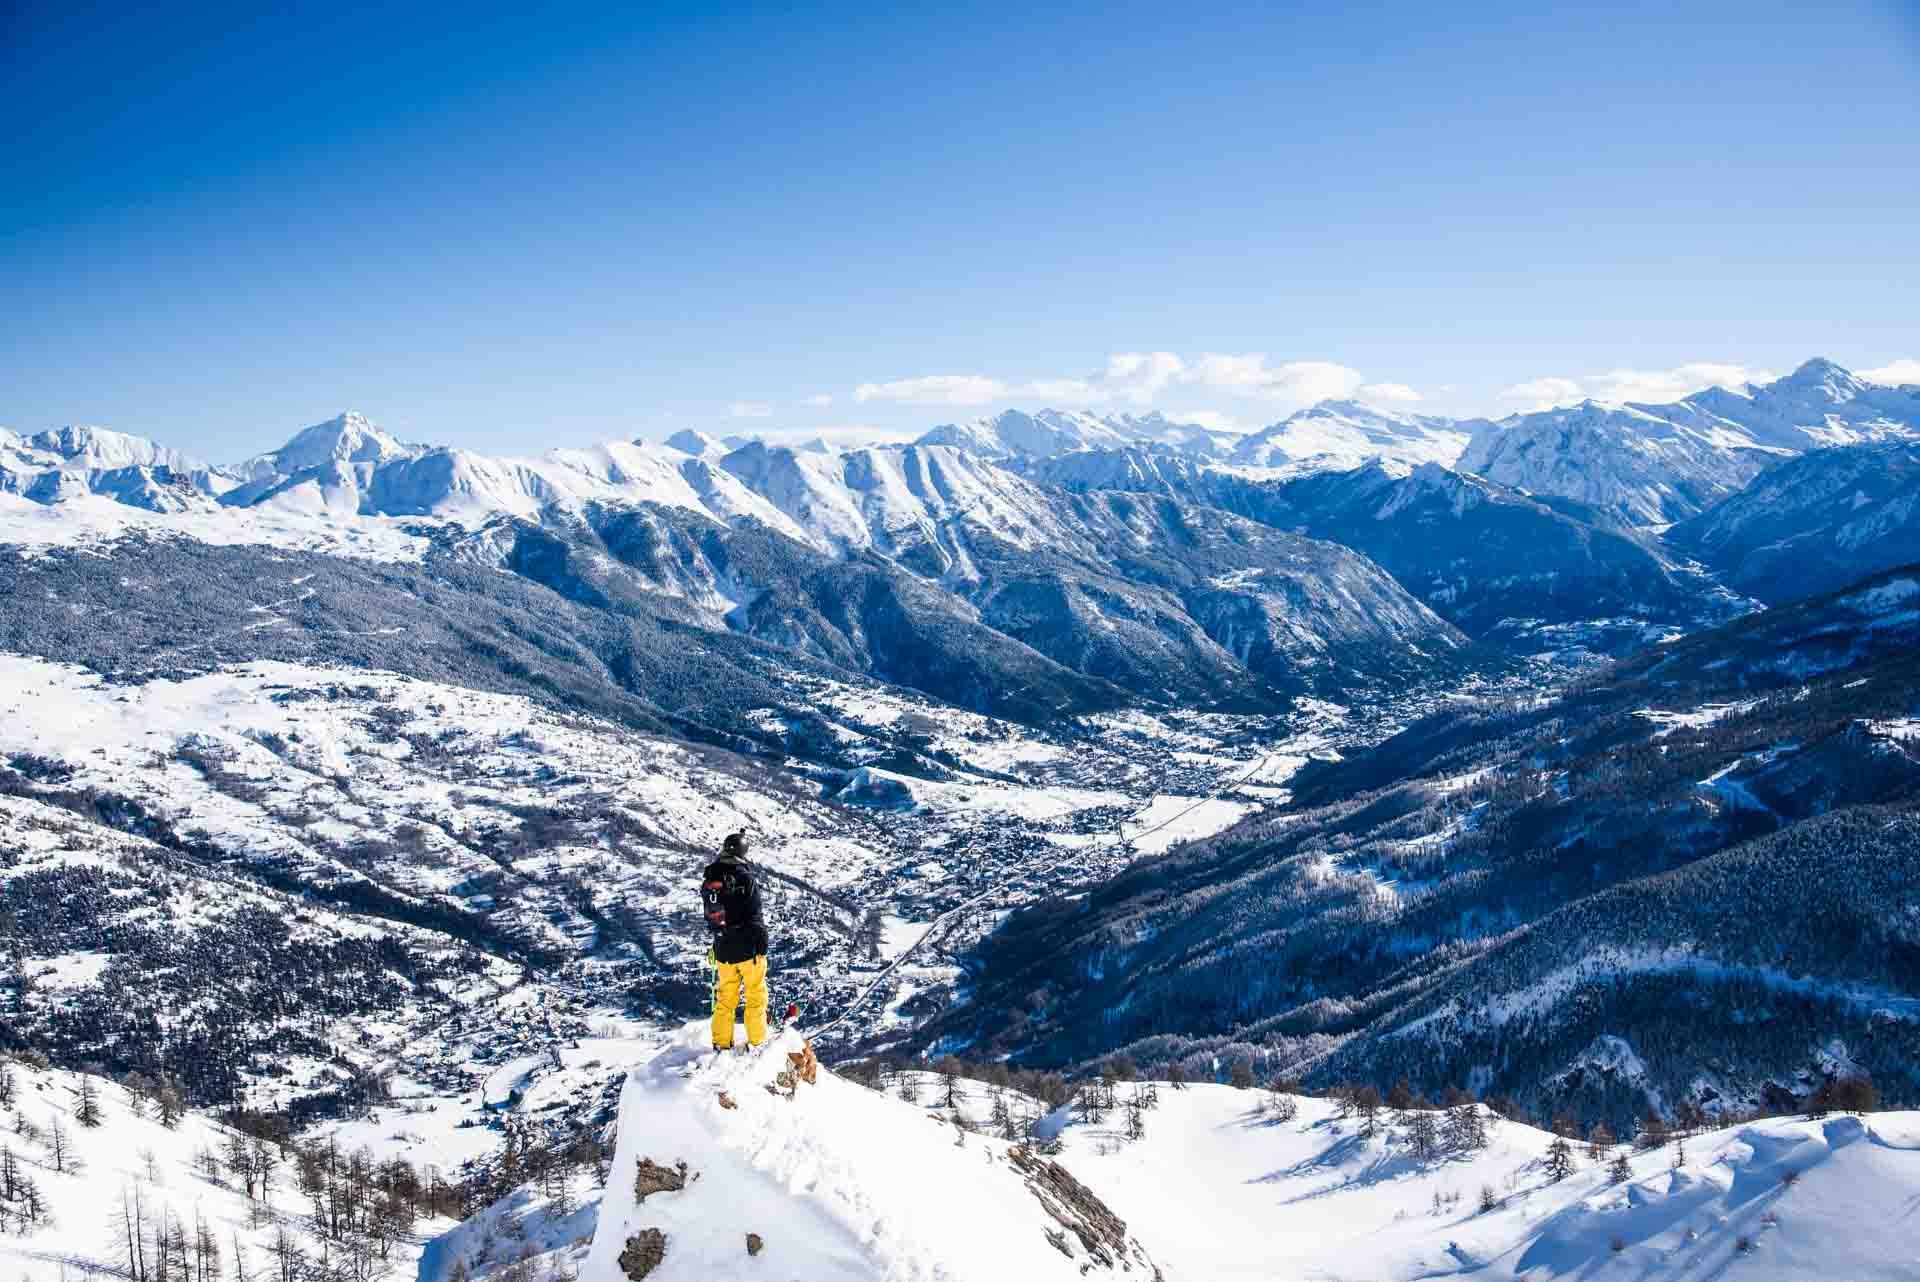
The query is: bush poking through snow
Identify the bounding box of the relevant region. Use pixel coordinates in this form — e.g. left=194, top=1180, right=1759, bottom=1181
left=632, top=1158, right=690, bottom=1203
left=746, top=1231, right=764, bottom=1257
left=618, top=1227, right=668, bottom=1279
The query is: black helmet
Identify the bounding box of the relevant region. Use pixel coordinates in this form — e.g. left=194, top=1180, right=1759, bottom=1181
left=721, top=831, right=749, bottom=860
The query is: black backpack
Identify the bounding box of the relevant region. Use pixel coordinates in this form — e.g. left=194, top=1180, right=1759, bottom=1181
left=701, top=863, right=754, bottom=935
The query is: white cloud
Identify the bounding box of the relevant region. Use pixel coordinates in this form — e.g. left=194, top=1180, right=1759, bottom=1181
left=805, top=393, right=834, bottom=408
left=1100, top=351, right=1186, bottom=404
left=1181, top=354, right=1367, bottom=404
left=1861, top=359, right=1920, bottom=386
left=1501, top=362, right=1771, bottom=411
left=1501, top=376, right=1586, bottom=410
left=1022, top=377, right=1101, bottom=403
left=1586, top=362, right=1772, bottom=404
left=1357, top=381, right=1422, bottom=404
left=1093, top=351, right=1364, bottom=407
left=854, top=375, right=1006, bottom=406
left=728, top=401, right=774, bottom=418
left=852, top=352, right=1385, bottom=416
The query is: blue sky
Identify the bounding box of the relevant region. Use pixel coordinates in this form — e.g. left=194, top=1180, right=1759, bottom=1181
left=4, top=0, right=1918, bottom=459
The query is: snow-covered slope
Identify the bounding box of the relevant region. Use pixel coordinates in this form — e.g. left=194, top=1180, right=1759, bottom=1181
left=717, top=439, right=1067, bottom=561
left=916, top=407, right=1237, bottom=462
left=1068, top=1085, right=1920, bottom=1282
left=558, top=1041, right=1920, bottom=1282
left=580, top=1027, right=1161, bottom=1282
left=1028, top=450, right=1748, bottom=654
left=0, top=1060, right=459, bottom=1281
left=0, top=424, right=229, bottom=514
left=218, top=412, right=813, bottom=539
left=939, top=565, right=1920, bottom=1097
left=1229, top=399, right=1474, bottom=471
left=1668, top=440, right=1920, bottom=604
left=1461, top=359, right=1920, bottom=526
left=236, top=409, right=424, bottom=480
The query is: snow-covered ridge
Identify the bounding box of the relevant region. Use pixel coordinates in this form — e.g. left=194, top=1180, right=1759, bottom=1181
left=1461, top=358, right=1920, bottom=526
left=1231, top=399, right=1476, bottom=471
left=582, top=1026, right=1161, bottom=1281
left=563, top=1031, right=1920, bottom=1282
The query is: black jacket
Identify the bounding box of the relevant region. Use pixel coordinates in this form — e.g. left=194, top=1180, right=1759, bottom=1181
left=701, top=857, right=769, bottom=964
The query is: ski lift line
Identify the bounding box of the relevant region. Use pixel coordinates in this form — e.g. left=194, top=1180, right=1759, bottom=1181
left=803, top=748, right=1280, bottom=1045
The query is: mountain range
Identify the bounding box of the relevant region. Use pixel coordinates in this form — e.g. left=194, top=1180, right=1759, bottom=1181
left=7, top=355, right=1920, bottom=1144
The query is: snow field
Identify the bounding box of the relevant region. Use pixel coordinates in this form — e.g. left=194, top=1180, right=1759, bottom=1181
left=1066, top=1085, right=1920, bottom=1282
left=0, top=1062, right=454, bottom=1281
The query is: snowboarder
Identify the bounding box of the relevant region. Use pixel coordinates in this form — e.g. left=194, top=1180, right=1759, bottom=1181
left=702, top=830, right=771, bottom=1051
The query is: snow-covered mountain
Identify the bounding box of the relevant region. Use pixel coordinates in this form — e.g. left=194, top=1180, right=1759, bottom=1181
left=1668, top=440, right=1920, bottom=604
left=0, top=424, right=227, bottom=513
left=917, top=407, right=1240, bottom=462
left=236, top=409, right=425, bottom=480
left=1461, top=359, right=1920, bottom=526
left=1229, top=399, right=1476, bottom=471
left=1030, top=448, right=1749, bottom=653
left=936, top=563, right=1920, bottom=1111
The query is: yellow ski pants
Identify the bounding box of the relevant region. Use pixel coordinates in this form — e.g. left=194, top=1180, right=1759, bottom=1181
left=711, top=953, right=769, bottom=1049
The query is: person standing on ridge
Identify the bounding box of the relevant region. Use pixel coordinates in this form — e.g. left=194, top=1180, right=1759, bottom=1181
left=702, top=830, right=770, bottom=1051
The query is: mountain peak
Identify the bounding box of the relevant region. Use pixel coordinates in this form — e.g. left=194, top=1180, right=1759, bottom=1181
left=27, top=424, right=200, bottom=471
left=253, top=411, right=419, bottom=476
left=664, top=429, right=723, bottom=456
left=1779, top=357, right=1865, bottom=398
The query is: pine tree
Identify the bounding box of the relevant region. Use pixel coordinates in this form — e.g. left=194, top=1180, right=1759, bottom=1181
left=0, top=1062, right=15, bottom=1109
left=1608, top=1152, right=1632, bottom=1185
left=1478, top=1184, right=1498, bottom=1214
left=1353, top=1085, right=1384, bottom=1138
left=1444, top=1103, right=1487, bottom=1153
left=935, top=1057, right=964, bottom=1111
left=193, top=1211, right=221, bottom=1282
left=46, top=1114, right=73, bottom=1174
left=1545, top=1135, right=1576, bottom=1182
left=549, top=1168, right=577, bottom=1217
left=1405, top=1108, right=1440, bottom=1161
left=76, top=1076, right=104, bottom=1128
left=267, top=1225, right=304, bottom=1282
left=157, top=1082, right=185, bottom=1130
